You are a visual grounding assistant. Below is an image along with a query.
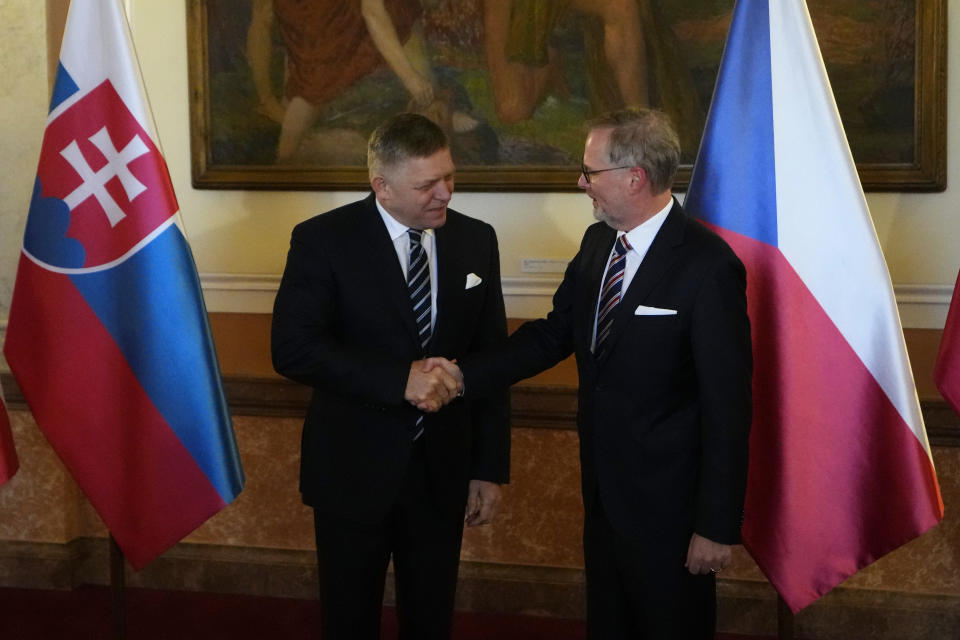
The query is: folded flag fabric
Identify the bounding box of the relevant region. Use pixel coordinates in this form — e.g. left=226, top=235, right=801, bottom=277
left=3, top=0, right=244, bottom=569
left=684, top=0, right=943, bottom=612
left=934, top=269, right=960, bottom=417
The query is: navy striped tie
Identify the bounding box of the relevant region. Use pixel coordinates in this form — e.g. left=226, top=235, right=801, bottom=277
left=408, top=229, right=432, bottom=349
left=407, top=229, right=432, bottom=440
left=595, top=235, right=631, bottom=356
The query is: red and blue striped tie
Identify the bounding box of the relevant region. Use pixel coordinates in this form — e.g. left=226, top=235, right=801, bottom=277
left=595, top=235, right=631, bottom=356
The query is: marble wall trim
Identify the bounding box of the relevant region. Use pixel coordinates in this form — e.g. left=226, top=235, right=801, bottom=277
left=192, top=274, right=956, bottom=329
left=0, top=539, right=957, bottom=639
left=4, top=372, right=957, bottom=444
left=923, top=401, right=960, bottom=445
left=0, top=539, right=86, bottom=590
left=720, top=579, right=960, bottom=640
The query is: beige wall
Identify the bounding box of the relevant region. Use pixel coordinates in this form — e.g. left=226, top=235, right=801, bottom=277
left=0, top=0, right=47, bottom=319
left=0, top=5, right=958, bottom=629
left=0, top=1, right=958, bottom=327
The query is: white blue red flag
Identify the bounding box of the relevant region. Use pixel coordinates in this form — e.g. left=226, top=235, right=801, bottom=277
left=3, top=0, right=243, bottom=568
left=0, top=386, right=18, bottom=487
left=684, top=0, right=943, bottom=612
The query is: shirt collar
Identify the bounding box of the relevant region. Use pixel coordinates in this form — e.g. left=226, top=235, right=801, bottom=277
left=376, top=197, right=434, bottom=242
left=620, top=198, right=673, bottom=252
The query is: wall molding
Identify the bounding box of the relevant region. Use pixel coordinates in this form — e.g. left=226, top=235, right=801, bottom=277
left=195, top=273, right=955, bottom=328
left=195, top=273, right=571, bottom=315
left=0, top=278, right=951, bottom=328
left=198, top=273, right=281, bottom=314
left=0, top=538, right=956, bottom=639
left=3, top=370, right=957, bottom=445
left=896, top=283, right=955, bottom=329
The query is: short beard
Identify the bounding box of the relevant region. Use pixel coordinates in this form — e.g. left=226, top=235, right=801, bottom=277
left=592, top=205, right=618, bottom=229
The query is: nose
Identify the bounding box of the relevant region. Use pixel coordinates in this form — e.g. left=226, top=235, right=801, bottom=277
left=434, top=179, right=453, bottom=201
left=577, top=173, right=589, bottom=190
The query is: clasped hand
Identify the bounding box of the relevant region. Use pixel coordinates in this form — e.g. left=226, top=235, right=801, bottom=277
left=404, top=357, right=464, bottom=412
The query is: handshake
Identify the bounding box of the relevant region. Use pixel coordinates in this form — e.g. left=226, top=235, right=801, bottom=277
left=404, top=357, right=464, bottom=413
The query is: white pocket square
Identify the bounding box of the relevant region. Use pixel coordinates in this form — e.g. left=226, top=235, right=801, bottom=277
left=634, top=304, right=677, bottom=316
left=465, top=273, right=483, bottom=289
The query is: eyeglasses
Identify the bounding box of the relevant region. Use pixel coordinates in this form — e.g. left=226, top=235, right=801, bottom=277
left=580, top=163, right=633, bottom=184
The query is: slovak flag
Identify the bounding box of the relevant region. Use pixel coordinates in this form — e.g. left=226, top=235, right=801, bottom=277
left=3, top=0, right=244, bottom=569
left=684, top=0, right=943, bottom=612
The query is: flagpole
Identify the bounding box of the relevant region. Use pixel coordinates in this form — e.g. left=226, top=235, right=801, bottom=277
left=777, top=595, right=793, bottom=640
left=110, top=535, right=126, bottom=640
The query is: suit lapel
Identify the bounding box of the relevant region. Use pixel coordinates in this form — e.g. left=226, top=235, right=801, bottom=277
left=430, top=223, right=461, bottom=354
left=596, top=201, right=686, bottom=365
left=578, top=225, right=618, bottom=364
left=360, top=195, right=423, bottom=349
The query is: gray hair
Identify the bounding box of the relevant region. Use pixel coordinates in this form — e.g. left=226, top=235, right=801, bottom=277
left=367, top=113, right=448, bottom=177
left=588, top=108, right=680, bottom=193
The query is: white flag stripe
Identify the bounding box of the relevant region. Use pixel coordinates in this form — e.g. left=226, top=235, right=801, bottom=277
left=768, top=0, right=927, bottom=451
left=48, top=0, right=186, bottom=266
left=59, top=0, right=158, bottom=145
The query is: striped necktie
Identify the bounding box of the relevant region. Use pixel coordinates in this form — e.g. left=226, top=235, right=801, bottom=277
left=595, top=234, right=631, bottom=356
left=407, top=229, right=432, bottom=441
left=408, top=229, right=432, bottom=349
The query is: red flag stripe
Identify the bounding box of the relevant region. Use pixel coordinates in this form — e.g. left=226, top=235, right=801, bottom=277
left=934, top=269, right=960, bottom=416
left=4, top=256, right=226, bottom=568
left=709, top=222, right=943, bottom=611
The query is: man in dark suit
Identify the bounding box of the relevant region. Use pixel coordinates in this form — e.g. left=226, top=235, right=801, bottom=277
left=457, top=108, right=752, bottom=638
left=271, top=113, right=510, bottom=640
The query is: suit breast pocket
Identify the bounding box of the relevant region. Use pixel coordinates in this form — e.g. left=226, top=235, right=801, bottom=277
left=626, top=312, right=681, bottom=332
left=439, top=282, right=487, bottom=340
left=456, top=281, right=487, bottom=314
left=618, top=314, right=687, bottom=364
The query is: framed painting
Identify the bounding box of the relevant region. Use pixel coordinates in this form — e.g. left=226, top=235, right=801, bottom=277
left=186, top=0, right=946, bottom=192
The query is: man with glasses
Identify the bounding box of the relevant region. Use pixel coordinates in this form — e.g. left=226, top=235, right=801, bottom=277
left=456, top=107, right=752, bottom=637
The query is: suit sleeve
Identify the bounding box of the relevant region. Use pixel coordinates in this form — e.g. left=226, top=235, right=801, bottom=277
left=690, top=251, right=753, bottom=544
left=465, top=225, right=512, bottom=483
left=461, top=242, right=580, bottom=399
left=271, top=222, right=411, bottom=407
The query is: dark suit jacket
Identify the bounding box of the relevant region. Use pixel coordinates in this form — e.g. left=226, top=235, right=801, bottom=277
left=465, top=200, right=751, bottom=545
left=271, top=194, right=510, bottom=523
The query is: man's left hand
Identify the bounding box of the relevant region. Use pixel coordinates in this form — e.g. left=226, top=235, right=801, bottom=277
left=465, top=479, right=501, bottom=527
left=685, top=533, right=733, bottom=575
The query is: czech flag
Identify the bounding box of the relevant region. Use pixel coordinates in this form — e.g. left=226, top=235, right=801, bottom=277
left=684, top=0, right=943, bottom=612
left=3, top=0, right=244, bottom=569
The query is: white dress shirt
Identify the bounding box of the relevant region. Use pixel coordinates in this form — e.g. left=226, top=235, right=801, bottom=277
left=592, top=199, right=673, bottom=349
left=376, top=199, right=438, bottom=332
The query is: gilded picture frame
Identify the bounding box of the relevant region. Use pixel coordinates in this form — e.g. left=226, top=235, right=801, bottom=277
left=186, top=0, right=946, bottom=192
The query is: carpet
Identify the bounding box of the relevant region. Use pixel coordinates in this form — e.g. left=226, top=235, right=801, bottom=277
left=0, top=585, right=773, bottom=639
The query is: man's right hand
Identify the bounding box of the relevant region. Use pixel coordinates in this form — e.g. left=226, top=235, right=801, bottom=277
left=405, top=358, right=462, bottom=412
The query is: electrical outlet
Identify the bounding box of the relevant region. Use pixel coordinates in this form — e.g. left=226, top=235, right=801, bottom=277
left=521, top=259, right=568, bottom=274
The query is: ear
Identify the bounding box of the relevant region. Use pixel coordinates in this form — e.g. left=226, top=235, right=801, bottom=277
left=370, top=174, right=388, bottom=199
left=627, top=166, right=648, bottom=194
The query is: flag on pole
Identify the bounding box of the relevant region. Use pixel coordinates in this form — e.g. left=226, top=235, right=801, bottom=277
left=684, top=0, right=943, bottom=612
left=3, top=0, right=244, bottom=569
left=935, top=270, right=960, bottom=416
left=0, top=385, right=18, bottom=487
